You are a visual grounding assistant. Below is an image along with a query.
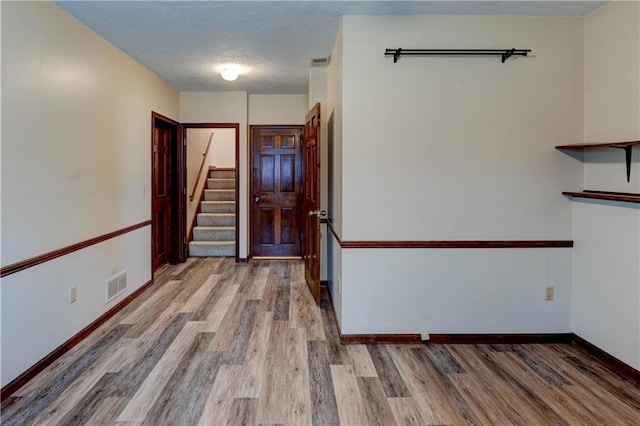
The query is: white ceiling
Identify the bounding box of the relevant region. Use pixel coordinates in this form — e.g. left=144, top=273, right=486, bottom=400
left=55, top=1, right=605, bottom=94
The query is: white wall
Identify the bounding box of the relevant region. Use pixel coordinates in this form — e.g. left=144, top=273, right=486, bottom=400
left=1, top=1, right=179, bottom=387
left=248, top=94, right=308, bottom=125
left=342, top=248, right=572, bottom=334
left=186, top=129, right=215, bottom=197
left=334, top=15, right=583, bottom=334
left=327, top=23, right=344, bottom=324
left=573, top=202, right=640, bottom=368
left=180, top=92, right=248, bottom=257
left=583, top=1, right=640, bottom=194
left=186, top=127, right=236, bottom=236
left=210, top=129, right=236, bottom=169
left=574, top=1, right=640, bottom=370
left=341, top=15, right=583, bottom=241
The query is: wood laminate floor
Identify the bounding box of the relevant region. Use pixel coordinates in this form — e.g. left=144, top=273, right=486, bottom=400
left=2, top=258, right=639, bottom=425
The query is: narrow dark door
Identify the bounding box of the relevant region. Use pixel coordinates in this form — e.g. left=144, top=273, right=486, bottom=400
left=303, top=104, right=321, bottom=302
left=152, top=125, right=171, bottom=270
left=251, top=126, right=303, bottom=257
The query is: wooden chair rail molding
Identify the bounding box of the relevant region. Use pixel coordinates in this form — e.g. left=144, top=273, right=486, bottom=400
left=189, top=131, right=214, bottom=201
left=0, top=220, right=152, bottom=278
left=325, top=220, right=573, bottom=249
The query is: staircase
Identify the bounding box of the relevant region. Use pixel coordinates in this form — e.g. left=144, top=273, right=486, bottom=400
left=189, top=168, right=236, bottom=257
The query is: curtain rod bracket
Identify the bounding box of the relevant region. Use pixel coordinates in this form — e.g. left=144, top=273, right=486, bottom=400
left=393, top=48, right=401, bottom=63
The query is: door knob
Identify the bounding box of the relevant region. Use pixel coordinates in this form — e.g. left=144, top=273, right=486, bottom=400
left=253, top=195, right=260, bottom=203
left=308, top=210, right=327, bottom=217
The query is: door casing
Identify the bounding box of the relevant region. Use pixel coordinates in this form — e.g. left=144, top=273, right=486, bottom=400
left=249, top=125, right=304, bottom=258
left=182, top=122, right=240, bottom=262
left=151, top=112, right=186, bottom=271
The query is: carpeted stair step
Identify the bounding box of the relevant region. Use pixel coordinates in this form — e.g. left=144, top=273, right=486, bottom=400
left=197, top=213, right=235, bottom=227
left=193, top=226, right=235, bottom=241
left=204, top=189, right=235, bottom=201
left=207, top=178, right=235, bottom=189
left=209, top=169, right=235, bottom=179
left=189, top=241, right=234, bottom=257
left=200, top=201, right=235, bottom=213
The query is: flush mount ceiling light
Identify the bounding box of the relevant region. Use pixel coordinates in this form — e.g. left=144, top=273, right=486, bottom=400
left=221, top=67, right=239, bottom=81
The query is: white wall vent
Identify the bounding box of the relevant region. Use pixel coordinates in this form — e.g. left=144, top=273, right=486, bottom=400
left=106, top=270, right=127, bottom=303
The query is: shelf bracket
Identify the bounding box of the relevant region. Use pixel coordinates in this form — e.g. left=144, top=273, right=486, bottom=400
left=614, top=146, right=633, bottom=183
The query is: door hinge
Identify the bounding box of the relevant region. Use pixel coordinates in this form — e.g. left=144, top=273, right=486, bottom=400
left=184, top=236, right=187, bottom=244
left=183, top=138, right=187, bottom=147
left=183, top=187, right=186, bottom=195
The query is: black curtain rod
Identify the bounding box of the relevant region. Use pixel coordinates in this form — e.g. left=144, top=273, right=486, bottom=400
left=385, top=48, right=532, bottom=63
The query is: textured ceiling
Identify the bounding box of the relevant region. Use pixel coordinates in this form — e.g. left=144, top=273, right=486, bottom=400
left=55, top=1, right=605, bottom=94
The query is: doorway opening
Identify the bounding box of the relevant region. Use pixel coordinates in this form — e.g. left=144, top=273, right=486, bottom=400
left=183, top=123, right=240, bottom=261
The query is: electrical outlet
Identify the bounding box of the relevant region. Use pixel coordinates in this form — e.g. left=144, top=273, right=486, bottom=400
left=545, top=285, right=554, bottom=301
left=70, top=286, right=77, bottom=304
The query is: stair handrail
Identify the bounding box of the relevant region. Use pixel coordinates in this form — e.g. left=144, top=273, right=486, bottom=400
left=189, top=132, right=214, bottom=201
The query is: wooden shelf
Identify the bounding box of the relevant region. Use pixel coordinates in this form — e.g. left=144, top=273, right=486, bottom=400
left=555, top=140, right=640, bottom=151
left=562, top=190, right=640, bottom=204
left=556, top=140, right=640, bottom=183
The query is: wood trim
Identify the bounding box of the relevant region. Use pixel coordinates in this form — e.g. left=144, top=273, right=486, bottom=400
left=340, top=334, right=423, bottom=345
left=152, top=111, right=185, bottom=268
left=0, top=221, right=151, bottom=278
left=556, top=140, right=640, bottom=150
left=189, top=132, right=214, bottom=201
left=0, top=279, right=154, bottom=400
left=325, top=220, right=572, bottom=249
left=571, top=333, right=640, bottom=385
left=326, top=282, right=419, bottom=346
left=235, top=128, right=240, bottom=263
left=151, top=111, right=179, bottom=126
left=563, top=190, right=640, bottom=204
left=187, top=168, right=212, bottom=243
left=181, top=123, right=240, bottom=262
left=323, top=278, right=422, bottom=345
left=339, top=240, right=574, bottom=249
left=428, top=333, right=573, bottom=344
left=181, top=122, right=239, bottom=129
left=326, top=219, right=343, bottom=246
left=237, top=257, right=249, bottom=263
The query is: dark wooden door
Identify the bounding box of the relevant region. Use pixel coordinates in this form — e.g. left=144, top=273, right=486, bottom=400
left=152, top=124, right=172, bottom=270
left=251, top=126, right=303, bottom=257
left=303, top=104, right=321, bottom=302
